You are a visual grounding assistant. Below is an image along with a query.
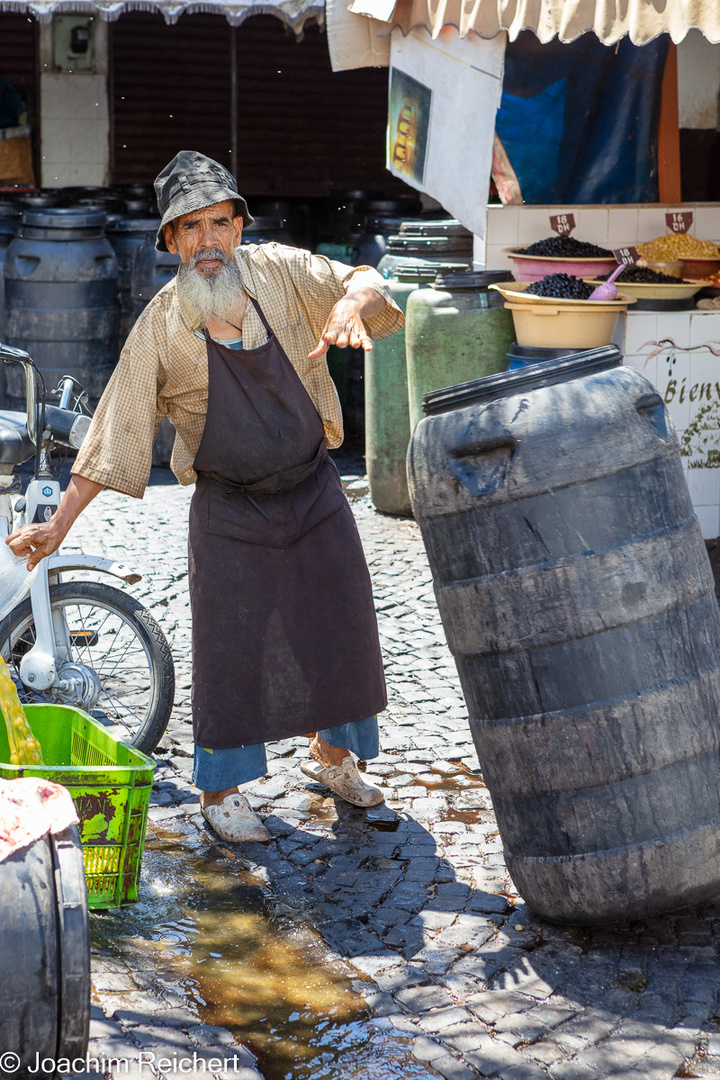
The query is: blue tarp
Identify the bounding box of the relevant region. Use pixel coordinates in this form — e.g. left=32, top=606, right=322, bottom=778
left=495, top=32, right=670, bottom=204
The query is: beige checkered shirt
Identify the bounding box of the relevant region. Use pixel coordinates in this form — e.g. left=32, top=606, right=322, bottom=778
left=72, top=243, right=404, bottom=499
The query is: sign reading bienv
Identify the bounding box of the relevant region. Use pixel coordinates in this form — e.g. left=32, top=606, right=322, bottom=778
left=550, top=214, right=575, bottom=235
left=665, top=211, right=693, bottom=234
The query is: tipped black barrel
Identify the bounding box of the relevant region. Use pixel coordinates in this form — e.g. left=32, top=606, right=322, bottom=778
left=0, top=824, right=90, bottom=1076
left=408, top=347, right=720, bottom=924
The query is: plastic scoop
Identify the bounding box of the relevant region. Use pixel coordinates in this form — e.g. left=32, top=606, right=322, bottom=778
left=588, top=263, right=625, bottom=301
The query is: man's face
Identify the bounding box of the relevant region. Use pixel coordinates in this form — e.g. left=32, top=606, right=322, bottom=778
left=164, top=199, right=243, bottom=275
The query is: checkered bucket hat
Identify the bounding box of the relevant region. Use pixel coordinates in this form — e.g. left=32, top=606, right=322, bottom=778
left=154, top=150, right=253, bottom=251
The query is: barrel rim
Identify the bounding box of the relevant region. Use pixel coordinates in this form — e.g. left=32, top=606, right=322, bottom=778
left=421, top=345, right=623, bottom=414
left=22, top=208, right=107, bottom=230
left=387, top=234, right=473, bottom=252
left=107, top=217, right=161, bottom=233
left=431, top=269, right=510, bottom=290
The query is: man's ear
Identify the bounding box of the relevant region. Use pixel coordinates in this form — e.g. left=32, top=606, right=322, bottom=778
left=233, top=216, right=243, bottom=248
left=164, top=223, right=178, bottom=254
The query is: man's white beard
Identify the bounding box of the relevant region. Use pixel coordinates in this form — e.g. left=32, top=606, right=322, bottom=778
left=176, top=248, right=244, bottom=325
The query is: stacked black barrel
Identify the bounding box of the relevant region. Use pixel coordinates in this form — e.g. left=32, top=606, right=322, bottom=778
left=4, top=208, right=119, bottom=410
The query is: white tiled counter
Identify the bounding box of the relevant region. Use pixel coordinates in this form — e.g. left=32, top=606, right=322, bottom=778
left=619, top=308, right=720, bottom=539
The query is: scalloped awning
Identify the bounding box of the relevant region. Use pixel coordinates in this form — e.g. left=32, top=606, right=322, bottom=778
left=0, top=0, right=323, bottom=28
left=346, top=0, right=720, bottom=45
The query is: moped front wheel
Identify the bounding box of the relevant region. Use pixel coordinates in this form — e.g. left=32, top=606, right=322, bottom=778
left=0, top=580, right=175, bottom=755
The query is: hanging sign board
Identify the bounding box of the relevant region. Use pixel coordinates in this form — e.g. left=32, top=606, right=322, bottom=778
left=387, top=28, right=506, bottom=241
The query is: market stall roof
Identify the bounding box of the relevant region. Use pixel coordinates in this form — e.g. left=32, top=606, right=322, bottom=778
left=0, top=0, right=322, bottom=27
left=346, top=0, right=720, bottom=44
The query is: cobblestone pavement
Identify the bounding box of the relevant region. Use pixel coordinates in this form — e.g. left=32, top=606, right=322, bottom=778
left=70, top=460, right=720, bottom=1080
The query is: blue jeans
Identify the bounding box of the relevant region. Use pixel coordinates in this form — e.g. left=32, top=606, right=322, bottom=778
left=192, top=715, right=380, bottom=792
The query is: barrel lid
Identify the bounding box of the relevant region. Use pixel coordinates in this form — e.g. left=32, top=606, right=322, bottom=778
left=399, top=219, right=472, bottom=239
left=392, top=264, right=464, bottom=284
left=506, top=342, right=584, bottom=362
left=123, top=198, right=151, bottom=213
left=432, top=270, right=509, bottom=290
left=363, top=214, right=412, bottom=233
left=22, top=207, right=107, bottom=229
left=422, top=345, right=623, bottom=415
left=123, top=183, right=154, bottom=197
left=107, top=216, right=161, bottom=234
left=386, top=235, right=473, bottom=253
left=21, top=195, right=57, bottom=209
left=244, top=215, right=286, bottom=231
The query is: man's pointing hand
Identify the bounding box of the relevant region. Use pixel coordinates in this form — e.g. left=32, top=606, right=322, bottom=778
left=308, top=296, right=373, bottom=360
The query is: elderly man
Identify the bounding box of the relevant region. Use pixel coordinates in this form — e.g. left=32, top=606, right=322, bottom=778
left=7, top=151, right=404, bottom=844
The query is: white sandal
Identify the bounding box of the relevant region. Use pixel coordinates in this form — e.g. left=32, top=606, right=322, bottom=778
left=300, top=755, right=384, bottom=807
left=201, top=792, right=270, bottom=843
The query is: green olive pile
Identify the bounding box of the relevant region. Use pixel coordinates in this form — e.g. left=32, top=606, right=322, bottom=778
left=597, top=266, right=685, bottom=284
left=518, top=236, right=613, bottom=258
left=525, top=273, right=595, bottom=300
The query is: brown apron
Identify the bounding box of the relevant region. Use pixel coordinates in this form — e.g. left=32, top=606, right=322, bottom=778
left=188, top=295, right=387, bottom=749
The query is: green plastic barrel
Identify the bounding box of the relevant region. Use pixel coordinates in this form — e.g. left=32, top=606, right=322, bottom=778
left=365, top=266, right=439, bottom=517
left=405, top=270, right=516, bottom=431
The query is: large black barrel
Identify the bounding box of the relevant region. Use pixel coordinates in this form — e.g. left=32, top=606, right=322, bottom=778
left=5, top=209, right=119, bottom=409
left=408, top=347, right=720, bottom=924
left=130, top=241, right=180, bottom=324
left=242, top=215, right=294, bottom=246
left=0, top=824, right=90, bottom=1076
left=106, top=217, right=161, bottom=342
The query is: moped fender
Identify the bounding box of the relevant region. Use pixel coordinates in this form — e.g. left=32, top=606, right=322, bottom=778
left=46, top=551, right=142, bottom=585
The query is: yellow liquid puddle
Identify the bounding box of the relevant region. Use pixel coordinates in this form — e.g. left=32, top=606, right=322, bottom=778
left=93, top=828, right=438, bottom=1080
left=0, top=657, right=43, bottom=766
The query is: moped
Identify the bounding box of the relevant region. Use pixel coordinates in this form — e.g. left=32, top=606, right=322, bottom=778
left=0, top=343, right=174, bottom=754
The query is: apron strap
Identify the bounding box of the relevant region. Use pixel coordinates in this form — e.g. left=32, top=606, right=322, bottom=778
left=248, top=294, right=275, bottom=338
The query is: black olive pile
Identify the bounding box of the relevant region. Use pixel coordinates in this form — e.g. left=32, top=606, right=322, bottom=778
left=525, top=273, right=595, bottom=300
left=597, top=266, right=685, bottom=284
left=518, top=235, right=613, bottom=258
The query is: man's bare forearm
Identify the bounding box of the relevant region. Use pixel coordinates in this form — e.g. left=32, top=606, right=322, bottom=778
left=343, top=285, right=385, bottom=319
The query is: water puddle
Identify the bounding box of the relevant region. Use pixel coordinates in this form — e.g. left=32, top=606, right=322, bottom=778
left=340, top=476, right=369, bottom=500
left=417, top=772, right=487, bottom=793
left=92, top=822, right=439, bottom=1080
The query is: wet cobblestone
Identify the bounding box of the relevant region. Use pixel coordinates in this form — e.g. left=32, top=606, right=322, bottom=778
left=69, top=461, right=720, bottom=1080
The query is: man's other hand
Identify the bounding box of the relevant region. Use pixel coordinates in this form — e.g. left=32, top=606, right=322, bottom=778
left=7, top=519, right=66, bottom=571
left=308, top=284, right=386, bottom=361
left=5, top=474, right=104, bottom=572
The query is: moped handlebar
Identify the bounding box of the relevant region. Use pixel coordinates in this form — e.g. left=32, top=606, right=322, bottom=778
left=0, top=346, right=90, bottom=452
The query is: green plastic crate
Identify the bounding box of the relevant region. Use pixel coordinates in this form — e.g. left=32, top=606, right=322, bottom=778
left=0, top=703, right=156, bottom=909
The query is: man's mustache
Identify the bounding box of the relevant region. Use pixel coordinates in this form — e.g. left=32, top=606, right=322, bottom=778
left=189, top=248, right=229, bottom=269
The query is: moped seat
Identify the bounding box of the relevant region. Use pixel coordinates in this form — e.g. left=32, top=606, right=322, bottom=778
left=0, top=409, right=34, bottom=465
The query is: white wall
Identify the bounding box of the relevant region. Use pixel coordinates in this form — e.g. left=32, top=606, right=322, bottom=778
left=677, top=29, right=720, bottom=130
left=39, top=19, right=110, bottom=188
